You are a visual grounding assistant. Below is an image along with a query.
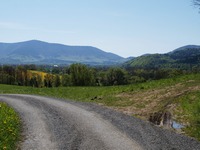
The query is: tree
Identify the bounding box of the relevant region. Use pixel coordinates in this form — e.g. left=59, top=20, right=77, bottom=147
left=194, top=0, right=200, bottom=6
left=61, top=74, right=72, bottom=86
left=70, top=63, right=95, bottom=86
left=106, top=67, right=128, bottom=85
left=44, top=74, right=54, bottom=87
left=16, top=66, right=26, bottom=86
left=52, top=67, right=60, bottom=74
left=96, top=71, right=107, bottom=86
left=53, top=75, right=61, bottom=87
left=193, top=0, right=200, bottom=11
left=29, top=74, right=43, bottom=88
left=1, top=66, right=16, bottom=84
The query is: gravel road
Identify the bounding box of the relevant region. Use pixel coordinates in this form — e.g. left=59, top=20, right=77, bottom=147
left=0, top=94, right=200, bottom=150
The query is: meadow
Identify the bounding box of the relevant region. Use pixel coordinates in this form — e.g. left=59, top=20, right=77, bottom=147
left=0, top=73, right=200, bottom=143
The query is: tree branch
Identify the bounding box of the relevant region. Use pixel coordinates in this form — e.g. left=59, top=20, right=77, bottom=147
left=194, top=0, right=200, bottom=6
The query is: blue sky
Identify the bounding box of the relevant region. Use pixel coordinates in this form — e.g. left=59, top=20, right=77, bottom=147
left=0, top=0, right=200, bottom=57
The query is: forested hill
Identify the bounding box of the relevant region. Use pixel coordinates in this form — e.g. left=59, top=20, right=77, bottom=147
left=124, top=45, right=200, bottom=69
left=0, top=40, right=127, bottom=65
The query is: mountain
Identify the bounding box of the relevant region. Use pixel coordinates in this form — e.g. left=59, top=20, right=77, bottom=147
left=0, top=40, right=126, bottom=65
left=124, top=45, right=200, bottom=69
left=170, top=45, right=200, bottom=53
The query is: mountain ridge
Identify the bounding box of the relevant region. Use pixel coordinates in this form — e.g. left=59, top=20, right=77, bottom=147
left=0, top=40, right=127, bottom=65
left=1, top=40, right=200, bottom=67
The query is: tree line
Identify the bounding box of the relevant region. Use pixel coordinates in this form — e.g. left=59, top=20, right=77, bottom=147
left=0, top=63, right=199, bottom=88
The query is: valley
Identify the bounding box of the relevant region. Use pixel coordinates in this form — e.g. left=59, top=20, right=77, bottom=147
left=1, top=41, right=200, bottom=149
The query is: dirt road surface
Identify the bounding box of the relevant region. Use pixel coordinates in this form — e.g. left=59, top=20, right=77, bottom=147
left=1, top=94, right=200, bottom=150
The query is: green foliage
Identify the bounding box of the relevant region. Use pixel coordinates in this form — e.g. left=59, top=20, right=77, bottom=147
left=53, top=75, right=61, bottom=87
left=126, top=54, right=173, bottom=68
left=61, top=74, right=72, bottom=86
left=106, top=67, right=128, bottom=85
left=1, top=60, right=200, bottom=89
left=70, top=63, right=95, bottom=86
left=0, top=66, right=16, bottom=85
left=0, top=102, right=21, bottom=150
left=15, top=66, right=26, bottom=86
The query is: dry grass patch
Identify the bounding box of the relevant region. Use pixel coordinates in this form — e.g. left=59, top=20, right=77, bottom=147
left=113, top=82, right=200, bottom=121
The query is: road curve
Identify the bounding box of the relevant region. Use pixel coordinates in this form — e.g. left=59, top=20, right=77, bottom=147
left=0, top=94, right=200, bottom=150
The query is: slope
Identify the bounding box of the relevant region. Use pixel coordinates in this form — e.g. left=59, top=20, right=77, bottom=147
left=124, top=45, right=200, bottom=69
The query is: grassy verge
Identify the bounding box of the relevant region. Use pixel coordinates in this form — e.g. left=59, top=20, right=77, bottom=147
left=0, top=102, right=21, bottom=150
left=174, top=91, right=200, bottom=140
left=0, top=73, right=200, bottom=140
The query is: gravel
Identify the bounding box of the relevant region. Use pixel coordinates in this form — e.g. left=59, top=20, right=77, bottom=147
left=0, top=94, right=200, bottom=150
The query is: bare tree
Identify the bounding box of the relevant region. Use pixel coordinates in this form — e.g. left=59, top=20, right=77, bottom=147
left=193, top=0, right=200, bottom=9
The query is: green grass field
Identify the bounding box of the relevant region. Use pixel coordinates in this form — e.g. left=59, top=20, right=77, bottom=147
left=0, top=102, right=21, bottom=150
left=0, top=73, right=200, bottom=141
left=174, top=91, right=200, bottom=140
